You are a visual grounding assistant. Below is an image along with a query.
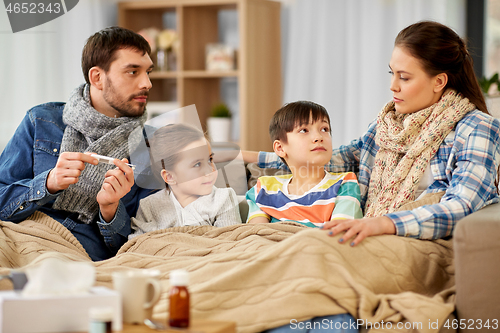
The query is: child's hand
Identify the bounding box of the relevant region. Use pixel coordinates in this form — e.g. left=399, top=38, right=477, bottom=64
left=322, top=216, right=396, bottom=246
left=96, top=158, right=135, bottom=222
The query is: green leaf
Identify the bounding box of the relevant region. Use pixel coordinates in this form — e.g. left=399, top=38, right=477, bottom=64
left=479, top=72, right=500, bottom=95
left=210, top=103, right=231, bottom=118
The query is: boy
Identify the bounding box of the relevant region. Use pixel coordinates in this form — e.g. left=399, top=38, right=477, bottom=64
left=246, top=101, right=363, bottom=227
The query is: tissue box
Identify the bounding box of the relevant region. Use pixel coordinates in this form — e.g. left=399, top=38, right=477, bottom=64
left=0, top=286, right=122, bottom=332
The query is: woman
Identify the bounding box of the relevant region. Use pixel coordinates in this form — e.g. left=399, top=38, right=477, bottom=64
left=254, top=20, right=500, bottom=332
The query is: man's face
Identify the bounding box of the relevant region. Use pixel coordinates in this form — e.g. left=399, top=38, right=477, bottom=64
left=101, top=48, right=153, bottom=118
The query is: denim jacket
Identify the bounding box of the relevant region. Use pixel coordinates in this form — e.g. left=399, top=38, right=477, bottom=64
left=0, top=102, right=152, bottom=257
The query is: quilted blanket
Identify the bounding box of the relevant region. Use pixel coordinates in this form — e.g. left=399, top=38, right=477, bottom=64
left=0, top=212, right=455, bottom=333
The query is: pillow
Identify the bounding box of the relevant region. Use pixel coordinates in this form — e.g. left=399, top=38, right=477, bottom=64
left=214, top=159, right=248, bottom=195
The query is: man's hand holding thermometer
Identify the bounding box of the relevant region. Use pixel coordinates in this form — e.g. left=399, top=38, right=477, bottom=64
left=46, top=152, right=135, bottom=222
left=93, top=154, right=136, bottom=223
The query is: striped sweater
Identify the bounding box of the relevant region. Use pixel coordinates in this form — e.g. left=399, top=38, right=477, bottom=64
left=246, top=171, right=363, bottom=228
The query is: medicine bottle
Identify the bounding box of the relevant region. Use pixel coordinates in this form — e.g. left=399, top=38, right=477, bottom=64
left=169, top=269, right=190, bottom=328
left=88, top=307, right=113, bottom=333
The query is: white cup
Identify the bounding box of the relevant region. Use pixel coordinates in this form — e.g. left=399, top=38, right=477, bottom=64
left=112, top=269, right=161, bottom=324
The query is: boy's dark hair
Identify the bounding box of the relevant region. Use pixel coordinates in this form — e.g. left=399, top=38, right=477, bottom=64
left=81, top=26, right=151, bottom=84
left=269, top=101, right=331, bottom=143
left=269, top=101, right=331, bottom=166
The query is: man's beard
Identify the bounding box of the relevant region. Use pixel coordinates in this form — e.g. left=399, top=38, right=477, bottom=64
left=103, top=78, right=148, bottom=117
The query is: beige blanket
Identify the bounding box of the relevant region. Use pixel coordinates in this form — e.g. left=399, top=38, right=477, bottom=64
left=0, top=212, right=455, bottom=333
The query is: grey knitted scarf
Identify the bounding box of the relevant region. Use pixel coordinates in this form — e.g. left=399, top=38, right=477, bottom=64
left=52, top=84, right=146, bottom=224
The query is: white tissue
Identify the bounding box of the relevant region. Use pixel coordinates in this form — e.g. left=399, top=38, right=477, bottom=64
left=22, top=258, right=95, bottom=296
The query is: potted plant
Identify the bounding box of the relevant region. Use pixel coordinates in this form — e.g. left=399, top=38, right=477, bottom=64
left=207, top=103, right=232, bottom=142
left=479, top=72, right=500, bottom=117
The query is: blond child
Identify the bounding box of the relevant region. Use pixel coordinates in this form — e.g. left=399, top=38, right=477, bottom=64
left=130, top=124, right=241, bottom=238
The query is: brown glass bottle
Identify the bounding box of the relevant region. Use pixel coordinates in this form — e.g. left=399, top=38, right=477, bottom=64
left=169, top=270, right=190, bottom=328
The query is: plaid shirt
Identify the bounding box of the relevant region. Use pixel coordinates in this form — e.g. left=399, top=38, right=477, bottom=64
left=258, top=110, right=500, bottom=239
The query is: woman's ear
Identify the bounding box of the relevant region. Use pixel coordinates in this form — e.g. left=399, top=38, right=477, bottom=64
left=161, top=169, right=176, bottom=185
left=273, top=140, right=287, bottom=159
left=433, top=73, right=448, bottom=93
left=88, top=67, right=104, bottom=90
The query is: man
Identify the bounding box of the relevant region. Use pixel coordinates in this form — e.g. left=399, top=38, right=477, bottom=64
left=0, top=26, right=154, bottom=261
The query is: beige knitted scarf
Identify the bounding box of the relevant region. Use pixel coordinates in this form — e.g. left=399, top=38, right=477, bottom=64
left=364, top=89, right=475, bottom=217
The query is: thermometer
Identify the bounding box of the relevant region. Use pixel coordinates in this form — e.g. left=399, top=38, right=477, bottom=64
left=90, top=154, right=136, bottom=170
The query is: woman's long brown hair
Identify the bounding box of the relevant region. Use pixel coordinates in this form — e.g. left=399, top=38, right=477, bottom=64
left=395, top=21, right=488, bottom=114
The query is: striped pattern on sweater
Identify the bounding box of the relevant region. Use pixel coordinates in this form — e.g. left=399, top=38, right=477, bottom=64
left=246, top=172, right=363, bottom=227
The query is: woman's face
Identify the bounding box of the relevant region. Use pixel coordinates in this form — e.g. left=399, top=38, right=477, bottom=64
left=389, top=46, right=444, bottom=114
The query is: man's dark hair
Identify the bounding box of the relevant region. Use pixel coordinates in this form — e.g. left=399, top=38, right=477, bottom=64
left=81, top=26, right=151, bottom=84
left=269, top=101, right=331, bottom=144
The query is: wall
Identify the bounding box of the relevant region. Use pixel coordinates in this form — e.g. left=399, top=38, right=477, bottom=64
left=278, top=0, right=466, bottom=145
left=0, top=0, right=119, bottom=152
left=0, top=0, right=466, bottom=152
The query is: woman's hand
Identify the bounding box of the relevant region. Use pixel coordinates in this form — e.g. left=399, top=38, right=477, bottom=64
left=322, top=216, right=396, bottom=246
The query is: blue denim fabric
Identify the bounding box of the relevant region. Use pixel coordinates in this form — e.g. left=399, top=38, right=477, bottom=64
left=0, top=102, right=153, bottom=261
left=264, top=314, right=358, bottom=333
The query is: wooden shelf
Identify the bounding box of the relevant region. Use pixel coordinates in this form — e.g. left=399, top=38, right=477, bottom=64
left=118, top=0, right=282, bottom=151
left=149, top=71, right=178, bottom=79
left=182, top=70, right=238, bottom=78
left=119, top=0, right=239, bottom=9
left=150, top=71, right=238, bottom=79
